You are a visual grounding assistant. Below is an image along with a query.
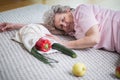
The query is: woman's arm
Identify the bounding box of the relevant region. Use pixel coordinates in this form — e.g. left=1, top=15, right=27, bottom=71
left=40, top=23, right=66, bottom=35
left=0, top=22, right=66, bottom=35
left=46, top=25, right=100, bottom=49
left=63, top=25, right=100, bottom=49
left=0, top=22, right=26, bottom=32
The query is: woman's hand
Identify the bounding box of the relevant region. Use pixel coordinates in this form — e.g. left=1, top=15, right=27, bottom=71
left=0, top=22, right=25, bottom=32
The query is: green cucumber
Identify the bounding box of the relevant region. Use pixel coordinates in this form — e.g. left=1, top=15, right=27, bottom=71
left=52, top=43, right=77, bottom=58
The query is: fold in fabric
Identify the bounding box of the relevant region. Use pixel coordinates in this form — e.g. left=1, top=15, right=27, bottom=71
left=12, top=24, right=58, bottom=54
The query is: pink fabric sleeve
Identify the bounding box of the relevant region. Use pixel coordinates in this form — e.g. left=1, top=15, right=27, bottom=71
left=75, top=4, right=98, bottom=34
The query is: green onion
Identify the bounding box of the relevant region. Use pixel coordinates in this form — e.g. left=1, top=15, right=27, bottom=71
left=30, top=47, right=58, bottom=66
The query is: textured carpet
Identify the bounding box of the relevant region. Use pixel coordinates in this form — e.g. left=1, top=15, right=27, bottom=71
left=0, top=4, right=120, bottom=80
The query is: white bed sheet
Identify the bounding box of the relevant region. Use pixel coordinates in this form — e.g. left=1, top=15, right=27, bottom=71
left=0, top=4, right=120, bottom=80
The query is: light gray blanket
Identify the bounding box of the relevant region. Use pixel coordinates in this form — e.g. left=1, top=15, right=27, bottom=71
left=0, top=4, right=120, bottom=80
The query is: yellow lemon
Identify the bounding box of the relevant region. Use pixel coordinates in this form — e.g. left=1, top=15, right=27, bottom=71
left=72, top=62, right=87, bottom=77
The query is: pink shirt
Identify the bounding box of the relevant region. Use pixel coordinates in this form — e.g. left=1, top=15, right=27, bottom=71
left=70, top=4, right=120, bottom=53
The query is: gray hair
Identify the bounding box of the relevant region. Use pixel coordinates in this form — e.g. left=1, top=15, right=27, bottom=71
left=43, top=5, right=74, bottom=27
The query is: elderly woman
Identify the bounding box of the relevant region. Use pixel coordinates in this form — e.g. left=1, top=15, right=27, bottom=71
left=43, top=4, right=120, bottom=53
left=0, top=4, right=120, bottom=53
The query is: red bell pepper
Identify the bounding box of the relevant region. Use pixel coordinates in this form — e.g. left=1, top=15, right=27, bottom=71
left=35, top=38, right=52, bottom=52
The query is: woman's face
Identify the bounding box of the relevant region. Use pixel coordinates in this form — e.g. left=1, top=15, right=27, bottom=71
left=54, top=11, right=74, bottom=33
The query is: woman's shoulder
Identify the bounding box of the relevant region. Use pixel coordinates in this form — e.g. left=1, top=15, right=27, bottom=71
left=76, top=4, right=91, bottom=9
left=74, top=4, right=93, bottom=15
left=75, top=3, right=100, bottom=11
left=74, top=4, right=93, bottom=17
